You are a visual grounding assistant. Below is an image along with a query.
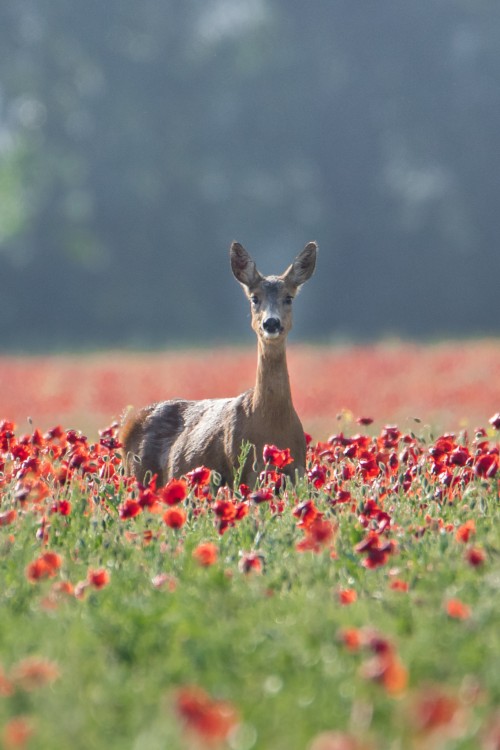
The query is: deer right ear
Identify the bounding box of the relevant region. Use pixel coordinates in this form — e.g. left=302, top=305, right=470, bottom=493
left=230, top=242, right=261, bottom=288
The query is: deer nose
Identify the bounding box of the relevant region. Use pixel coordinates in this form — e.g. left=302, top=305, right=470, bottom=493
left=263, top=317, right=281, bottom=334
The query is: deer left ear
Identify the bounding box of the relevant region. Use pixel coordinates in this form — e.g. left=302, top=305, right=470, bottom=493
left=284, top=242, right=317, bottom=288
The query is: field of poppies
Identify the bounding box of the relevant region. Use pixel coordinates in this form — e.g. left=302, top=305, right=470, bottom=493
left=0, top=343, right=499, bottom=749
left=2, top=339, right=500, bottom=437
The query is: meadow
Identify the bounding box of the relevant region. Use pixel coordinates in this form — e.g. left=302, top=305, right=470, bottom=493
left=0, top=342, right=499, bottom=749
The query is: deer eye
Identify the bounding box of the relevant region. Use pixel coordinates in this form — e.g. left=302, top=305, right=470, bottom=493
left=284, top=295, right=293, bottom=305
left=250, top=295, right=260, bottom=306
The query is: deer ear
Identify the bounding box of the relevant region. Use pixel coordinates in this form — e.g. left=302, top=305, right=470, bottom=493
left=284, top=242, right=317, bottom=288
left=230, top=242, right=261, bottom=288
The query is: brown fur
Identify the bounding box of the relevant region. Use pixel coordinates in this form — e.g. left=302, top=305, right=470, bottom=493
left=121, top=241, right=317, bottom=487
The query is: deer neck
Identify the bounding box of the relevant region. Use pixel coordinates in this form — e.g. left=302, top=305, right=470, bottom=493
left=252, top=338, right=294, bottom=420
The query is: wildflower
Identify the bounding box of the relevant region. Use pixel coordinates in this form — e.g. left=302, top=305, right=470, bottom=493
left=54, top=499, right=71, bottom=516
left=160, top=477, right=188, bottom=505
left=250, top=487, right=274, bottom=504
left=87, top=568, right=110, bottom=589
left=308, top=730, right=366, bottom=750
left=409, top=686, right=462, bottom=735
left=308, top=463, right=328, bottom=488
left=152, top=573, right=177, bottom=591
left=193, top=542, right=218, bottom=567
left=25, top=551, right=62, bottom=583
left=175, top=685, right=239, bottom=744
left=163, top=507, right=187, bottom=529
left=445, top=598, right=471, bottom=620
left=238, top=552, right=263, bottom=574
left=137, top=476, right=159, bottom=509
left=357, top=416, right=374, bottom=426
left=466, top=547, right=486, bottom=567
left=361, top=651, right=408, bottom=695
left=338, top=588, right=357, bottom=606
left=293, top=499, right=320, bottom=528
left=338, top=628, right=362, bottom=652
left=489, top=413, right=500, bottom=430
left=297, top=517, right=336, bottom=553
left=119, top=498, right=142, bottom=520
left=389, top=579, right=409, bottom=592
left=455, top=519, right=476, bottom=543
left=0, top=509, right=17, bottom=526
left=474, top=452, right=498, bottom=478
left=263, top=444, right=293, bottom=469
left=2, top=716, right=34, bottom=749
left=0, top=666, right=14, bottom=697
left=355, top=532, right=396, bottom=569
left=186, top=466, right=211, bottom=487
left=11, top=657, right=60, bottom=691
left=213, top=499, right=237, bottom=534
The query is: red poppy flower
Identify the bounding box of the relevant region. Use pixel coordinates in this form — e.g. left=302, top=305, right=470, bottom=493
left=186, top=466, right=211, bottom=486
left=465, top=547, right=486, bottom=567
left=160, top=478, right=188, bottom=505
left=193, top=542, right=218, bottom=567
left=26, top=551, right=62, bottom=582
left=410, top=686, right=461, bottom=733
left=297, top=517, right=336, bottom=553
left=263, top=444, right=293, bottom=469
left=250, top=487, right=274, bottom=504
left=355, top=532, right=396, bottom=569
left=357, top=416, right=374, bottom=426
left=362, top=652, right=408, bottom=695
left=175, top=685, right=239, bottom=744
left=489, top=413, right=500, bottom=430
left=445, top=598, right=471, bottom=620
left=163, top=507, right=187, bottom=529
left=0, top=509, right=17, bottom=526
left=2, top=716, right=34, bottom=750
left=119, top=499, right=142, bottom=520
left=308, top=730, right=364, bottom=750
left=338, top=627, right=362, bottom=652
left=87, top=568, right=110, bottom=589
left=238, top=552, right=263, bottom=574
left=293, top=499, right=320, bottom=528
left=474, top=452, right=498, bottom=477
left=455, top=519, right=475, bottom=543
left=338, top=588, right=357, bottom=605
left=11, top=657, right=60, bottom=691
left=308, top=463, right=328, bottom=488
left=389, top=579, right=409, bottom=592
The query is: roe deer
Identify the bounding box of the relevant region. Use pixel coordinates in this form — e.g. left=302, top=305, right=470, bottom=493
left=121, top=241, right=317, bottom=487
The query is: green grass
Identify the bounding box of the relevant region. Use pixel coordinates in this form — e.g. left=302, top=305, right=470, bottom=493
left=0, top=421, right=499, bottom=749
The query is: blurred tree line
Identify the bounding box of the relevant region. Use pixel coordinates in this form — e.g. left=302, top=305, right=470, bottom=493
left=1, top=0, right=499, bottom=350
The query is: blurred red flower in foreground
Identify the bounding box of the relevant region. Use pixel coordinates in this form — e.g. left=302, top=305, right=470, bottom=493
left=238, top=552, right=263, bottom=574
left=338, top=588, right=357, bottom=606
left=2, top=716, right=34, bottom=750
left=11, top=657, right=60, bottom=692
left=355, top=532, right=396, bottom=569
left=87, top=568, right=110, bottom=589
left=175, top=685, right=239, bottom=745
left=445, top=598, right=471, bottom=620
left=25, top=552, right=62, bottom=583
left=466, top=547, right=486, bottom=567
left=192, top=542, right=218, bottom=567
left=455, top=519, right=476, bottom=543
left=409, top=685, right=464, bottom=738
left=308, top=730, right=369, bottom=750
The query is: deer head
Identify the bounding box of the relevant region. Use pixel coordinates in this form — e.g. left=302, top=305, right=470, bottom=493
left=230, top=242, right=317, bottom=344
